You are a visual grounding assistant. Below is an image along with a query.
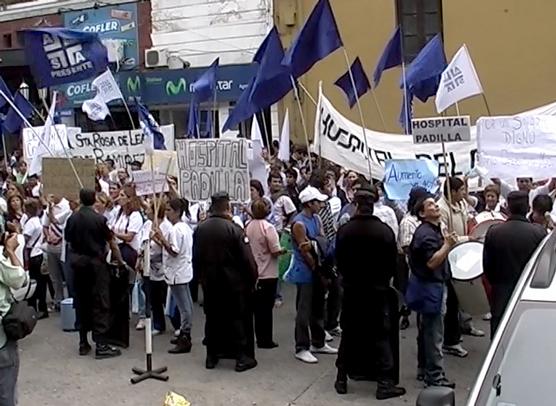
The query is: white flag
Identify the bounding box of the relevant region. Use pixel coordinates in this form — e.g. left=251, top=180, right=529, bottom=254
left=435, top=44, right=483, bottom=114
left=29, top=92, right=57, bottom=176
left=92, top=69, right=123, bottom=104
left=250, top=118, right=268, bottom=192
left=82, top=94, right=110, bottom=121
left=278, top=109, right=290, bottom=162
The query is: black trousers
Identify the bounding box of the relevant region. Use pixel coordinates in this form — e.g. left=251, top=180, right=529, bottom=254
left=443, top=280, right=462, bottom=346
left=149, top=279, right=167, bottom=332
left=254, top=278, right=277, bottom=346
left=324, top=275, right=343, bottom=331
left=295, top=278, right=325, bottom=352
left=27, top=255, right=47, bottom=313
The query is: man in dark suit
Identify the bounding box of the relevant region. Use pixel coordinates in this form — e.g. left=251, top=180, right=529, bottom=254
left=483, top=191, right=547, bottom=338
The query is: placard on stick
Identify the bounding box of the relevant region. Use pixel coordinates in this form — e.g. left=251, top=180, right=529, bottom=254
left=42, top=158, right=96, bottom=200
left=412, top=116, right=471, bottom=144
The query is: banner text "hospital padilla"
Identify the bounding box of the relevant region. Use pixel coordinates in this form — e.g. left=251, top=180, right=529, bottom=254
left=412, top=116, right=471, bottom=144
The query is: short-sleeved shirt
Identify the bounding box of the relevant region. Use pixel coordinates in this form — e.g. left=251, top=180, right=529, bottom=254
left=245, top=219, right=281, bottom=279
left=23, top=216, right=43, bottom=258
left=139, top=218, right=172, bottom=281
left=112, top=210, right=143, bottom=252
left=270, top=195, right=297, bottom=233
left=409, top=221, right=450, bottom=283
left=66, top=206, right=113, bottom=258
left=286, top=212, right=321, bottom=284
left=398, top=213, right=420, bottom=251
left=163, top=222, right=193, bottom=285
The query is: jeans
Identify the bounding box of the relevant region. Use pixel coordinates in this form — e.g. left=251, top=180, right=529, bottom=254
left=136, top=279, right=146, bottom=319
left=295, top=278, right=325, bottom=353
left=170, top=284, right=193, bottom=335
left=47, top=251, right=65, bottom=305
left=254, top=278, right=277, bottom=346
left=0, top=341, right=18, bottom=406
left=444, top=280, right=462, bottom=346
left=419, top=285, right=448, bottom=385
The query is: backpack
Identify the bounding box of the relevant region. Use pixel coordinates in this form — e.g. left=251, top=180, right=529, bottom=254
left=2, top=282, right=37, bottom=341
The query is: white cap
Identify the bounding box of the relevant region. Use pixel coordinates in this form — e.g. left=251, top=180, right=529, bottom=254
left=299, top=186, right=328, bottom=204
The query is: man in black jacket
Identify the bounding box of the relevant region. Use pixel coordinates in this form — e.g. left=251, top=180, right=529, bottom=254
left=483, top=191, right=547, bottom=337
left=193, top=192, right=259, bottom=372
left=334, top=189, right=406, bottom=400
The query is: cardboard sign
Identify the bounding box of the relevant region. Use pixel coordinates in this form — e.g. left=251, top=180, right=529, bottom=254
left=412, top=116, right=471, bottom=144
left=477, top=115, right=556, bottom=181
left=142, top=150, right=178, bottom=178
left=42, top=158, right=96, bottom=200
left=175, top=139, right=249, bottom=202
left=383, top=159, right=439, bottom=200
left=132, top=170, right=169, bottom=196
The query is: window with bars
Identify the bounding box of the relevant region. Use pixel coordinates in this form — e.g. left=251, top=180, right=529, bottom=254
left=396, top=0, right=443, bottom=62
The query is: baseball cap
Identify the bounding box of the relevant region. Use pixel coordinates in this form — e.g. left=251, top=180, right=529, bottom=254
left=299, top=186, right=328, bottom=204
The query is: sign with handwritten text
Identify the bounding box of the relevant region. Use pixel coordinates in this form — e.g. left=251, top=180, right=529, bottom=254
left=383, top=159, right=440, bottom=200
left=477, top=115, right=556, bottom=181
left=175, top=139, right=249, bottom=202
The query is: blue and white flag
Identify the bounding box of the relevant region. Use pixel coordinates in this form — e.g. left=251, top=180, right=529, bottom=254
left=137, top=100, right=166, bottom=155
left=383, top=159, right=439, bottom=200
left=22, top=28, right=108, bottom=87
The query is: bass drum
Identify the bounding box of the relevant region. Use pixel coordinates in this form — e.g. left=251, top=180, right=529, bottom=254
left=468, top=211, right=506, bottom=242
left=448, top=241, right=490, bottom=316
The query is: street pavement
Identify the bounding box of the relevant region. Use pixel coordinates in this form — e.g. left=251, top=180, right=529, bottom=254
left=18, top=285, right=489, bottom=406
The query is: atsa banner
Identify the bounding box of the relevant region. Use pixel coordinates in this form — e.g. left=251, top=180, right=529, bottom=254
left=23, top=28, right=108, bottom=87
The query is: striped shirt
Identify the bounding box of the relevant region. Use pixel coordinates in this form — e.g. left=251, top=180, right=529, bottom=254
left=319, top=200, right=336, bottom=242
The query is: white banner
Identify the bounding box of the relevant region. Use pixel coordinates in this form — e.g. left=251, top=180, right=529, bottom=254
left=23, top=125, right=175, bottom=169
left=313, top=92, right=478, bottom=179
left=132, top=170, right=169, bottom=196
left=477, top=116, right=556, bottom=181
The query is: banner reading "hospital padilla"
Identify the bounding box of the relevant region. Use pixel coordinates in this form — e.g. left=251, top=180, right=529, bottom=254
left=312, top=90, right=478, bottom=180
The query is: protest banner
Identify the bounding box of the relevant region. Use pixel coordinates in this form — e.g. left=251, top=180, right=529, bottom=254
left=383, top=159, right=439, bottom=200
left=313, top=91, right=478, bottom=179
left=132, top=170, right=169, bottom=196
left=477, top=115, right=556, bottom=182
left=411, top=116, right=471, bottom=144
left=22, top=125, right=70, bottom=163
left=142, top=150, right=178, bottom=178
left=175, top=139, right=249, bottom=202
left=23, top=125, right=175, bottom=169
left=42, top=157, right=96, bottom=200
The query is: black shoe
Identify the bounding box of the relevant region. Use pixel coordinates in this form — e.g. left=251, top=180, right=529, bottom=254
left=400, top=316, right=410, bottom=330
left=168, top=335, right=192, bottom=354
left=257, top=341, right=279, bottom=349
left=170, top=337, right=179, bottom=345
left=334, top=379, right=347, bottom=395
left=95, top=344, right=121, bottom=359
left=37, top=312, right=49, bottom=320
left=426, top=379, right=456, bottom=389
left=79, top=343, right=92, bottom=356
left=376, top=383, right=406, bottom=400
left=205, top=355, right=219, bottom=369
left=235, top=356, right=257, bottom=372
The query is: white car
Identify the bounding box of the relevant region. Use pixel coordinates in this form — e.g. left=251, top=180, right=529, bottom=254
left=417, top=231, right=556, bottom=406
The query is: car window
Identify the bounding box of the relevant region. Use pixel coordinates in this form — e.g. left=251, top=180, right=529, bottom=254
left=479, top=302, right=556, bottom=406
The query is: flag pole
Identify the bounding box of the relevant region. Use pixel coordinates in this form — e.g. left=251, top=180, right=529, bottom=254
left=481, top=94, right=492, bottom=116
left=341, top=48, right=373, bottom=181
left=2, top=133, right=9, bottom=173
left=455, top=101, right=461, bottom=116
left=297, top=80, right=318, bottom=107
left=122, top=97, right=137, bottom=130
left=289, top=75, right=313, bottom=174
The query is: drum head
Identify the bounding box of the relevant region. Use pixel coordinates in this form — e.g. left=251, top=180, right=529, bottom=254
left=448, top=241, right=484, bottom=281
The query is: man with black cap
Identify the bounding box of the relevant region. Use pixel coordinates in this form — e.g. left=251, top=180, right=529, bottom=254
left=334, top=188, right=406, bottom=400
left=192, top=192, right=259, bottom=372
left=483, top=190, right=546, bottom=337
left=65, top=188, right=125, bottom=359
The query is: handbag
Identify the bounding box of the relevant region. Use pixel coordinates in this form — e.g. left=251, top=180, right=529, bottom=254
left=2, top=281, right=38, bottom=341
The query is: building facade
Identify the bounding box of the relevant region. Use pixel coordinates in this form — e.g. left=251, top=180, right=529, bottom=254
left=276, top=0, right=556, bottom=143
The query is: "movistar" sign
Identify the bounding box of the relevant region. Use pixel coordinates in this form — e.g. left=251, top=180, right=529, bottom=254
left=166, top=78, right=187, bottom=96
left=127, top=76, right=141, bottom=93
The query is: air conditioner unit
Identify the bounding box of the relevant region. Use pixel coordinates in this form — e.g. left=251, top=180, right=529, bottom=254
left=145, top=48, right=169, bottom=68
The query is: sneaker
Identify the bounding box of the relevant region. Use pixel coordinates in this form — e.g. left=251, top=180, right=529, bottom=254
left=376, top=383, right=406, bottom=400
left=274, top=298, right=283, bottom=308
left=327, top=326, right=342, bottom=337
left=152, top=329, right=162, bottom=336
left=325, top=331, right=334, bottom=342
left=295, top=350, right=318, bottom=364
left=426, top=378, right=456, bottom=389
left=135, top=319, right=146, bottom=331
left=174, top=329, right=181, bottom=337
left=235, top=356, right=257, bottom=372
left=483, top=312, right=492, bottom=321
left=95, top=344, right=122, bottom=360
left=464, top=327, right=485, bottom=337
left=443, top=344, right=469, bottom=358
left=310, top=343, right=338, bottom=354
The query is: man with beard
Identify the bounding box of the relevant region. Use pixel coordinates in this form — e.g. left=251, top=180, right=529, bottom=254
left=65, top=189, right=124, bottom=359
left=193, top=192, right=259, bottom=372
left=334, top=189, right=406, bottom=400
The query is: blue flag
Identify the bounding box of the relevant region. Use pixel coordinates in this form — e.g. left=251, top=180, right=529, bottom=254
left=137, top=100, right=166, bottom=153
left=0, top=76, right=13, bottom=110
left=281, top=0, right=343, bottom=79
left=334, top=57, right=371, bottom=108
left=191, top=58, right=219, bottom=103
left=249, top=27, right=292, bottom=109
left=403, top=34, right=446, bottom=103
left=187, top=103, right=200, bottom=138
left=22, top=28, right=108, bottom=87
left=399, top=91, right=414, bottom=134
left=222, top=78, right=257, bottom=132
left=2, top=93, right=33, bottom=134
left=373, top=26, right=403, bottom=87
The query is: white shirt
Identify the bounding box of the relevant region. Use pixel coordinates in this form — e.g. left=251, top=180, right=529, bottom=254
left=42, top=198, right=71, bottom=254
left=373, top=201, right=399, bottom=241
left=23, top=216, right=43, bottom=258
left=140, top=218, right=172, bottom=281
left=269, top=194, right=297, bottom=233
left=106, top=205, right=120, bottom=227
left=31, top=183, right=41, bottom=198
left=99, top=178, right=110, bottom=195
left=112, top=210, right=143, bottom=252
left=163, top=222, right=193, bottom=285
